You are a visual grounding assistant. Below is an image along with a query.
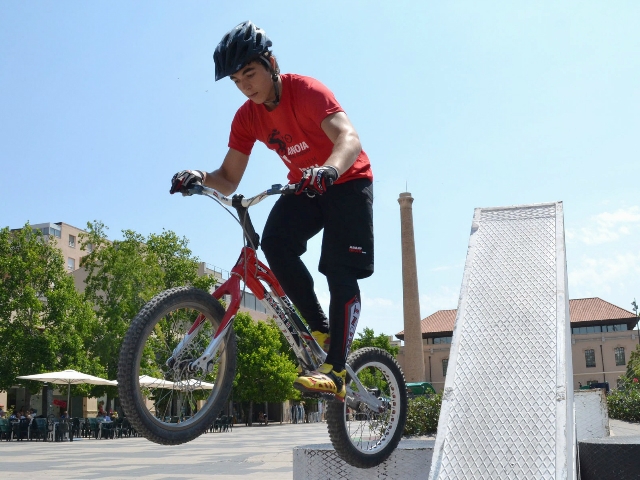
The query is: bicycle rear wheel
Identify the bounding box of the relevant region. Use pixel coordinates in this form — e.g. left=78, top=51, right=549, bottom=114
left=326, top=347, right=408, bottom=468
left=118, top=286, right=236, bottom=445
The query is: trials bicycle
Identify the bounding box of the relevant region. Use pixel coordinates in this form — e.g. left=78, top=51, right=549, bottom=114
left=117, top=183, right=408, bottom=468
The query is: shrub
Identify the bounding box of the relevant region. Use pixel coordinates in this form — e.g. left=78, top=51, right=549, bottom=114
left=607, top=379, right=640, bottom=422
left=403, top=393, right=442, bottom=436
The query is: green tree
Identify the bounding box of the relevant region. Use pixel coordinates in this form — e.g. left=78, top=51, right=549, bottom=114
left=80, top=221, right=217, bottom=387
left=0, top=225, right=103, bottom=394
left=232, top=312, right=299, bottom=424
left=351, top=327, right=400, bottom=357
left=625, top=347, right=640, bottom=382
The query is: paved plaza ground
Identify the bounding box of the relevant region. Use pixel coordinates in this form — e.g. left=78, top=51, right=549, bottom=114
left=0, top=419, right=638, bottom=479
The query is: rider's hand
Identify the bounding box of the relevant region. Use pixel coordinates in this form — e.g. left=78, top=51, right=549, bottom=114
left=170, top=170, right=205, bottom=195
left=296, top=166, right=339, bottom=196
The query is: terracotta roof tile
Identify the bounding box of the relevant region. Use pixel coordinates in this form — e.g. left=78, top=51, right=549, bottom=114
left=395, top=297, right=637, bottom=339
left=569, top=297, right=635, bottom=323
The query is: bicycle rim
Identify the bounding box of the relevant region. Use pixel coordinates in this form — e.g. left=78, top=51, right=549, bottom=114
left=326, top=347, right=407, bottom=468
left=119, top=287, right=236, bottom=444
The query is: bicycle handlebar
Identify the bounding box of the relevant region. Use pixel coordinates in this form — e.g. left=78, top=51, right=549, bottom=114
left=187, top=183, right=297, bottom=207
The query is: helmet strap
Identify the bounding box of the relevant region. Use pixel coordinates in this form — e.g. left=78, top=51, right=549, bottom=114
left=259, top=54, right=280, bottom=107
left=271, top=72, right=281, bottom=106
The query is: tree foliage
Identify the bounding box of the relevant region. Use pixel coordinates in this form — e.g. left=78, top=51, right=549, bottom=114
left=232, top=312, right=299, bottom=406
left=79, top=221, right=216, bottom=389
left=351, top=327, right=399, bottom=358
left=403, top=393, right=442, bottom=436
left=0, top=225, right=103, bottom=392
left=624, top=341, right=640, bottom=381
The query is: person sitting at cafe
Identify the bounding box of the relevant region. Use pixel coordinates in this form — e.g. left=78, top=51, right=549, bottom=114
left=60, top=409, right=69, bottom=419
left=0, top=405, right=5, bottom=418
left=97, top=401, right=106, bottom=418
left=10, top=409, right=24, bottom=420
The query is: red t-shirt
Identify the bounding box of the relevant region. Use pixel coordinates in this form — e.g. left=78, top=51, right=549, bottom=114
left=228, top=74, right=373, bottom=185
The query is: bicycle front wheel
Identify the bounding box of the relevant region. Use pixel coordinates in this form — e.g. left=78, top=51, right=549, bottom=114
left=326, top=347, right=408, bottom=468
left=118, top=286, right=236, bottom=445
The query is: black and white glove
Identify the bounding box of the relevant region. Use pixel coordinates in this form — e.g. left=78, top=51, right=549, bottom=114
left=296, top=166, right=339, bottom=196
left=170, top=170, right=205, bottom=195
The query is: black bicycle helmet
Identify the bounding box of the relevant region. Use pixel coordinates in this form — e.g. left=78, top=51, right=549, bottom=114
left=214, top=21, right=272, bottom=81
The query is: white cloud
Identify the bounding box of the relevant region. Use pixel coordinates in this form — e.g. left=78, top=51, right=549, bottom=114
left=567, top=206, right=640, bottom=245
left=420, top=286, right=460, bottom=317
left=569, top=252, right=640, bottom=299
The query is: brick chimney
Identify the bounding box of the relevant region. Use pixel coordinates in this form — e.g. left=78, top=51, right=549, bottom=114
left=398, top=192, right=426, bottom=383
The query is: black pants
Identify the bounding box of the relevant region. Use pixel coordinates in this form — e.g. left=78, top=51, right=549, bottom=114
left=261, top=179, right=373, bottom=371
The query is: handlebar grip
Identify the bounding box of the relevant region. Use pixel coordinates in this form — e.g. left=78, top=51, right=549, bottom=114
left=280, top=184, right=298, bottom=195
left=186, top=185, right=205, bottom=196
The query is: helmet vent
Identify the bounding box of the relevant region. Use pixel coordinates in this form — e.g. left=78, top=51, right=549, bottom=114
left=243, top=26, right=253, bottom=41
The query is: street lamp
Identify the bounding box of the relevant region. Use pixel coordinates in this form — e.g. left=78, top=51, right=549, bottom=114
left=632, top=299, right=639, bottom=346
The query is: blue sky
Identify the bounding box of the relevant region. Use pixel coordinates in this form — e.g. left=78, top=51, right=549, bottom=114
left=1, top=1, right=639, bottom=340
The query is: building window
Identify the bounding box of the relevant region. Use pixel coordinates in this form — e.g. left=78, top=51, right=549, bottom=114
left=67, top=257, right=75, bottom=271
left=433, top=336, right=453, bottom=344
left=615, top=347, right=626, bottom=366
left=86, top=243, right=93, bottom=253
left=442, top=359, right=449, bottom=377
left=69, top=234, right=76, bottom=248
left=572, top=324, right=629, bottom=335
left=585, top=349, right=596, bottom=368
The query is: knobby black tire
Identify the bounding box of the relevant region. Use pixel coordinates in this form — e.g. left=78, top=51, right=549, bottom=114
left=326, top=347, right=408, bottom=469
left=118, top=286, right=236, bottom=445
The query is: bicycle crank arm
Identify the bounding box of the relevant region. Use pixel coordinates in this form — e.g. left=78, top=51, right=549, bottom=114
left=344, top=364, right=386, bottom=412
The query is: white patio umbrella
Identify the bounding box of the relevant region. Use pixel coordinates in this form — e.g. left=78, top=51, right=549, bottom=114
left=138, top=375, right=176, bottom=389
left=17, top=369, right=117, bottom=417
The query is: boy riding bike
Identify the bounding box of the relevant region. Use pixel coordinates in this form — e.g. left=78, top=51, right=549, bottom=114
left=170, top=20, right=373, bottom=401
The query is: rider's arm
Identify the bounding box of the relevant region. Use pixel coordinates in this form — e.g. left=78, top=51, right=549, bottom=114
left=201, top=148, right=249, bottom=196
left=320, top=112, right=362, bottom=176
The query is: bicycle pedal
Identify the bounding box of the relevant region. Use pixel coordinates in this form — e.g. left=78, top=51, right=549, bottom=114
left=320, top=392, right=344, bottom=403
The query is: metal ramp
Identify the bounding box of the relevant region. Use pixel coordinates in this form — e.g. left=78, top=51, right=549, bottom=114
left=429, top=202, right=576, bottom=479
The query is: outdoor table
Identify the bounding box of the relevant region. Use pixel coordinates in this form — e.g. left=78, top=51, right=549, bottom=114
left=99, top=420, right=114, bottom=439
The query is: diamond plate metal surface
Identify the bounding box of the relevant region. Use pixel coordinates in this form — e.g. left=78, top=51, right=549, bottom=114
left=575, top=389, right=609, bottom=441
left=429, top=203, right=575, bottom=480
left=293, top=440, right=434, bottom=480
left=579, top=436, right=640, bottom=480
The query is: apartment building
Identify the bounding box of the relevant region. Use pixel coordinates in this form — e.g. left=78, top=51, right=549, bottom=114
left=29, top=222, right=90, bottom=272
left=396, top=297, right=639, bottom=393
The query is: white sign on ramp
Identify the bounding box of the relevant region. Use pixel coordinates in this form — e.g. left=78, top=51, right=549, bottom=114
left=429, top=202, right=576, bottom=479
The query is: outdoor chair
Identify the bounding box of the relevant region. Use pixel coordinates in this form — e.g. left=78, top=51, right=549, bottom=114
left=53, top=419, right=70, bottom=442
left=0, top=418, right=11, bottom=441
left=31, top=418, right=48, bottom=441
left=15, top=418, right=30, bottom=441
left=113, top=418, right=124, bottom=438
left=87, top=418, right=100, bottom=439
left=121, top=417, right=133, bottom=438
left=70, top=418, right=81, bottom=439
left=224, top=415, right=233, bottom=432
